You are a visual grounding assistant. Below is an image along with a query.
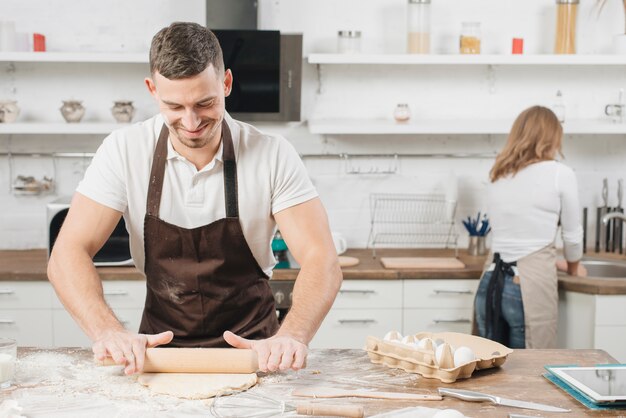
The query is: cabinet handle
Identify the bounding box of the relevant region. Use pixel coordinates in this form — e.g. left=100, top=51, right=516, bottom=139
left=338, top=319, right=377, bottom=324
left=0, top=319, right=15, bottom=324
left=0, top=289, right=15, bottom=295
left=104, top=290, right=129, bottom=296
left=432, top=318, right=471, bottom=324
left=339, top=290, right=376, bottom=295
left=433, top=289, right=473, bottom=295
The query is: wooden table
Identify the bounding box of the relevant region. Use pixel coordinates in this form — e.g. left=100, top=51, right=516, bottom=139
left=0, top=347, right=623, bottom=416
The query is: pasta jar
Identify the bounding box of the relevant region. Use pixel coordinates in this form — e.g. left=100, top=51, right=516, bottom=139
left=554, top=0, right=579, bottom=54
left=460, top=22, right=481, bottom=54
left=407, top=0, right=431, bottom=54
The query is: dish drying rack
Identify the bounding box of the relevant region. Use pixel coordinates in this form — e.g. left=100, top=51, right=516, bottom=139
left=367, top=193, right=459, bottom=257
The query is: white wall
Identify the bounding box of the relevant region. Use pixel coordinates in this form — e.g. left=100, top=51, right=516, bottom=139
left=1, top=0, right=626, bottom=251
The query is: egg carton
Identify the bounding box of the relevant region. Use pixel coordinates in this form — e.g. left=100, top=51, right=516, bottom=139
left=365, top=331, right=513, bottom=383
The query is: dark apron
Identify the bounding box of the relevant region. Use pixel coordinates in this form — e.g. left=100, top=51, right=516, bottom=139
left=484, top=252, right=517, bottom=347
left=138, top=121, right=279, bottom=347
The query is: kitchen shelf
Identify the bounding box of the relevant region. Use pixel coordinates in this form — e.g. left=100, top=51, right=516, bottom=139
left=0, top=123, right=129, bottom=135
left=308, top=118, right=626, bottom=135
left=308, top=53, right=626, bottom=66
left=0, top=52, right=147, bottom=63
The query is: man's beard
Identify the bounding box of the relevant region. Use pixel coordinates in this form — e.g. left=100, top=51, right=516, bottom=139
left=171, top=118, right=221, bottom=149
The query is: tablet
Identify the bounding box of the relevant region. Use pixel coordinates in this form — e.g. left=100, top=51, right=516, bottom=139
left=547, top=366, right=626, bottom=403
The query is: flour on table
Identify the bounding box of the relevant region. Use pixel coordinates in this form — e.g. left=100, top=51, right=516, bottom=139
left=138, top=372, right=258, bottom=399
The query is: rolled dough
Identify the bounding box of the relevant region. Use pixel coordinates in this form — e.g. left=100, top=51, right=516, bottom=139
left=138, top=372, right=257, bottom=399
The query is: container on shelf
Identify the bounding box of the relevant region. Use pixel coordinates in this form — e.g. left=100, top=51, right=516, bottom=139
left=337, top=30, right=362, bottom=54
left=407, top=0, right=431, bottom=54
left=111, top=100, right=135, bottom=123
left=459, top=22, right=481, bottom=55
left=0, top=100, right=20, bottom=123
left=553, top=90, right=566, bottom=123
left=554, top=0, right=579, bottom=54
left=393, top=103, right=411, bottom=122
left=60, top=100, right=85, bottom=123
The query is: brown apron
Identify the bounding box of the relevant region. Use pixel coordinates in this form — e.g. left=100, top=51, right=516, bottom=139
left=138, top=121, right=279, bottom=347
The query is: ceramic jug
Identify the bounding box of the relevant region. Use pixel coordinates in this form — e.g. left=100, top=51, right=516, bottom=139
left=0, top=100, right=20, bottom=123
left=111, top=100, right=135, bottom=123
left=60, top=100, right=85, bottom=123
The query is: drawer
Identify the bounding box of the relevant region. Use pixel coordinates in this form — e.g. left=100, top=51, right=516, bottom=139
left=0, top=309, right=53, bottom=346
left=595, top=295, right=626, bottom=326
left=332, top=280, right=402, bottom=309
left=52, top=308, right=144, bottom=347
left=52, top=281, right=146, bottom=309
left=0, top=282, right=53, bottom=309
left=310, top=308, right=402, bottom=349
left=403, top=280, right=478, bottom=309
left=403, top=308, right=473, bottom=335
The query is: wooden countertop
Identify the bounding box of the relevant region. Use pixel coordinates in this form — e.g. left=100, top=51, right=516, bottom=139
left=2, top=248, right=626, bottom=294
left=1, top=347, right=622, bottom=416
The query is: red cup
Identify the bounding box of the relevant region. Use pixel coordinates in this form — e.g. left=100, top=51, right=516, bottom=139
left=512, top=38, right=523, bottom=54
left=33, top=33, right=46, bottom=52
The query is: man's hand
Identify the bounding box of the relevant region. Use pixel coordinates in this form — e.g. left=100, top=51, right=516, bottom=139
left=556, top=259, right=587, bottom=277
left=92, top=330, right=173, bottom=375
left=223, top=330, right=307, bottom=372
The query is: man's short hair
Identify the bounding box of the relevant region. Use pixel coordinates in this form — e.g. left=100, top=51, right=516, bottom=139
left=149, top=22, right=224, bottom=79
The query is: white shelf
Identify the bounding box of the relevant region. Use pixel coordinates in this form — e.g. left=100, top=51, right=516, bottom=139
left=0, top=52, right=147, bottom=63
left=0, top=123, right=130, bottom=134
left=308, top=53, right=626, bottom=65
left=308, top=118, right=626, bottom=135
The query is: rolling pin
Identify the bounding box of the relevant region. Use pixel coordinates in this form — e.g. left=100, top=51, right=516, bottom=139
left=292, top=386, right=442, bottom=401
left=97, top=347, right=258, bottom=373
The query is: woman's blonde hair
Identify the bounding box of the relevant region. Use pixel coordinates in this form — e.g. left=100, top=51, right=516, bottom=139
left=490, top=105, right=563, bottom=182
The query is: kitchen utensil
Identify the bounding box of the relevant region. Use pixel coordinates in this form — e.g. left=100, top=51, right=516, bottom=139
left=438, top=388, right=570, bottom=413
left=509, top=415, right=544, bottom=418
left=292, top=386, right=442, bottom=401
left=616, top=179, right=623, bottom=254
left=582, top=207, right=587, bottom=253
left=596, top=178, right=609, bottom=253
left=97, top=347, right=258, bottom=373
left=210, top=390, right=364, bottom=418
left=380, top=257, right=465, bottom=269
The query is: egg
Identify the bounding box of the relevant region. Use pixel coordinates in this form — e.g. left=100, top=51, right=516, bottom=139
left=417, top=337, right=435, bottom=351
left=401, top=335, right=417, bottom=345
left=383, top=330, right=402, bottom=342
left=453, top=346, right=476, bottom=367
left=435, top=343, right=455, bottom=366
left=432, top=408, right=466, bottom=418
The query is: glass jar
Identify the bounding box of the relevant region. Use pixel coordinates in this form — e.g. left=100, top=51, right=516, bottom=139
left=393, top=103, right=411, bottom=122
left=407, top=0, right=431, bottom=54
left=459, top=22, right=481, bottom=54
left=337, top=30, right=362, bottom=54
left=554, top=0, right=579, bottom=54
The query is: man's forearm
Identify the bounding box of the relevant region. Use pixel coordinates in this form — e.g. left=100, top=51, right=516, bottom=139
left=48, top=244, right=124, bottom=341
left=276, top=255, right=342, bottom=344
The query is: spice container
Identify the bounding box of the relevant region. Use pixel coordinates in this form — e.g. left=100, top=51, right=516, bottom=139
left=554, top=0, right=579, bottom=54
left=407, top=0, right=431, bottom=54
left=337, top=30, right=362, bottom=54
left=393, top=103, right=411, bottom=122
left=460, top=22, right=481, bottom=54
left=552, top=90, right=566, bottom=123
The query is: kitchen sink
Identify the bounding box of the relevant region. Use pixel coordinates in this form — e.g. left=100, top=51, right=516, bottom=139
left=581, top=259, right=626, bottom=279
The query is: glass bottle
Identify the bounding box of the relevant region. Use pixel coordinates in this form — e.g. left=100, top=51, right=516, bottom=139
left=554, top=0, right=579, bottom=54
left=553, top=90, right=566, bottom=123
left=407, top=0, right=431, bottom=54
left=460, top=22, right=481, bottom=54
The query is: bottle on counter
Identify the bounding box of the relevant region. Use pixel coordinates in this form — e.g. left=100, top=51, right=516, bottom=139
left=407, top=0, right=431, bottom=54
left=552, top=90, right=566, bottom=123
left=272, top=231, right=290, bottom=269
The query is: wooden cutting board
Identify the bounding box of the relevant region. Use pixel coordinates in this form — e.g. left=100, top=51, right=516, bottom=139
left=338, top=256, right=360, bottom=267
left=380, top=257, right=465, bottom=269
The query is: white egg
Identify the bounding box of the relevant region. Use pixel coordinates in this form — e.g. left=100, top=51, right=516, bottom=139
left=435, top=344, right=446, bottom=365
left=433, top=408, right=465, bottom=418
left=383, top=330, right=402, bottom=341
left=417, top=337, right=435, bottom=351
left=401, top=335, right=416, bottom=345
left=453, top=346, right=476, bottom=367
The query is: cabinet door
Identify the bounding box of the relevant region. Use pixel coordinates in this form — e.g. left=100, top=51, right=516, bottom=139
left=595, top=326, right=626, bottom=363
left=0, top=282, right=53, bottom=309
left=52, top=308, right=144, bottom=347
left=310, top=309, right=402, bottom=349
left=51, top=280, right=146, bottom=309
left=332, top=280, right=402, bottom=309
left=404, top=280, right=478, bottom=309
left=0, top=309, right=53, bottom=346
left=403, top=308, right=473, bottom=335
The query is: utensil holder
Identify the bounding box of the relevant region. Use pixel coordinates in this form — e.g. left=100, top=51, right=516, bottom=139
left=468, top=236, right=487, bottom=256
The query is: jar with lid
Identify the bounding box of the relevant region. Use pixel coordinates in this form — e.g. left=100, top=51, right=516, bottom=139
left=393, top=103, right=411, bottom=122
left=459, top=22, right=481, bottom=54
left=407, top=0, right=431, bottom=54
left=554, top=0, right=579, bottom=54
left=337, top=30, right=362, bottom=54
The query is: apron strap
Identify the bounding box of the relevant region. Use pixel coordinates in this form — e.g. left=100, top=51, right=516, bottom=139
left=146, top=120, right=240, bottom=219
left=485, top=253, right=516, bottom=346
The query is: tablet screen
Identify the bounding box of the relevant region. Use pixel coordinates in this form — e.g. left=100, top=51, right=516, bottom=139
left=548, top=366, right=626, bottom=402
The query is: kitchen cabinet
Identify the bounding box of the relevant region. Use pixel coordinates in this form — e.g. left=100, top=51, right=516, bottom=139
left=0, top=282, right=53, bottom=346
left=558, top=290, right=626, bottom=362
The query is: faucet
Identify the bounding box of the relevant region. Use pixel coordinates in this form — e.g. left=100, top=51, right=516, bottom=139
left=602, top=211, right=626, bottom=224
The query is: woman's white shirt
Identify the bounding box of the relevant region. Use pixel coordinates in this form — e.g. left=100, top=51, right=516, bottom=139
left=487, top=160, right=583, bottom=263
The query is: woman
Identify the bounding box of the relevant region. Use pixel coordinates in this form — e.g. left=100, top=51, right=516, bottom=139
left=474, top=105, right=585, bottom=349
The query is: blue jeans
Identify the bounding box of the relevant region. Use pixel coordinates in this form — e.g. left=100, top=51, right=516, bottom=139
left=474, top=270, right=526, bottom=348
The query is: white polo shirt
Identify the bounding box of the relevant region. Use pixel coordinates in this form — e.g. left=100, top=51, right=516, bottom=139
left=76, top=113, right=318, bottom=276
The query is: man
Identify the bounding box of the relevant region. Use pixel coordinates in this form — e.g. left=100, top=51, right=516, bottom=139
left=47, top=22, right=342, bottom=375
